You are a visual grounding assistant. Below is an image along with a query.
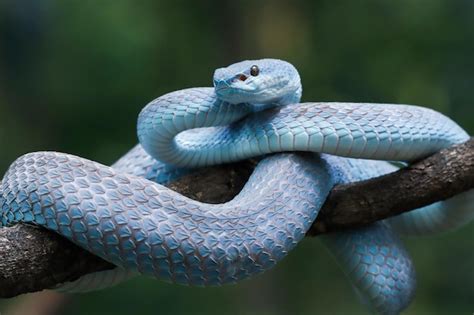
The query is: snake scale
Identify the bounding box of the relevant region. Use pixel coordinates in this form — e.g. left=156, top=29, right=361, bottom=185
left=1, top=59, right=472, bottom=314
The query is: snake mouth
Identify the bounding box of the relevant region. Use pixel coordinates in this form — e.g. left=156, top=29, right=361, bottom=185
left=215, top=85, right=229, bottom=92
left=214, top=79, right=230, bottom=92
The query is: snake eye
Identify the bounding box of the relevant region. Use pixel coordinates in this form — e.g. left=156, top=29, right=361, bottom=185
left=250, top=65, right=259, bottom=76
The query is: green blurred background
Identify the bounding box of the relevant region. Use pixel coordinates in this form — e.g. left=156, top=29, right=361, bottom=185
left=0, top=1, right=473, bottom=314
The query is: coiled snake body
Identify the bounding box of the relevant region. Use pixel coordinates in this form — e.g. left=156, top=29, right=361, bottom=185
left=0, top=59, right=472, bottom=314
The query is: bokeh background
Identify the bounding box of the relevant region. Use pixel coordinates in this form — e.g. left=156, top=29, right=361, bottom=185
left=0, top=1, right=473, bottom=314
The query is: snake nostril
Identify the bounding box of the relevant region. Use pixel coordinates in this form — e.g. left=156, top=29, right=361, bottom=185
left=238, top=74, right=247, bottom=81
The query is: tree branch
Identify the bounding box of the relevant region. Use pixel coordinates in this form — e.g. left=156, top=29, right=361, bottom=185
left=310, top=138, right=474, bottom=235
left=0, top=139, right=472, bottom=298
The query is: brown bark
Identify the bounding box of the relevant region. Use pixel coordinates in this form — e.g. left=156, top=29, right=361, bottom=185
left=309, top=138, right=474, bottom=235
left=0, top=139, right=472, bottom=298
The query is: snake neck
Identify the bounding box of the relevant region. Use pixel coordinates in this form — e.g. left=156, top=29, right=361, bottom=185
left=137, top=87, right=252, bottom=167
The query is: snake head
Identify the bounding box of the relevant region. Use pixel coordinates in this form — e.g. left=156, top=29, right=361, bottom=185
left=213, top=59, right=302, bottom=106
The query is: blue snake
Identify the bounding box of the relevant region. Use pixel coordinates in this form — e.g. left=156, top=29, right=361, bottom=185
left=0, top=59, right=472, bottom=314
